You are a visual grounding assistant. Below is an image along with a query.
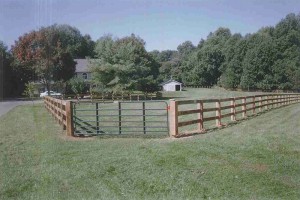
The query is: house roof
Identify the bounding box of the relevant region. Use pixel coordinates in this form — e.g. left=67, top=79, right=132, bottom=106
left=74, top=59, right=89, bottom=73
left=159, top=79, right=182, bottom=86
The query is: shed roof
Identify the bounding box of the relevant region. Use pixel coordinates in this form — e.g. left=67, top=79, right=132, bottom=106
left=159, top=79, right=182, bottom=86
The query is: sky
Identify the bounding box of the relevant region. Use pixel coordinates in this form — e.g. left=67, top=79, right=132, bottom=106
left=0, top=0, right=299, bottom=51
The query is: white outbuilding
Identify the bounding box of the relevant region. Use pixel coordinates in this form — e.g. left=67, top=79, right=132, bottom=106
left=160, top=79, right=182, bottom=91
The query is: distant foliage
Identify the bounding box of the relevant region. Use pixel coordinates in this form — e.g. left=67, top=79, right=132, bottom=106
left=179, top=13, right=300, bottom=90
left=151, top=13, right=300, bottom=91
left=10, top=24, right=94, bottom=96
left=23, top=82, right=36, bottom=99
left=68, top=77, right=86, bottom=95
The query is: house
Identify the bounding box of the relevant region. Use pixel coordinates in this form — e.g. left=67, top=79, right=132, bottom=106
left=160, top=79, right=182, bottom=91
left=74, top=59, right=92, bottom=81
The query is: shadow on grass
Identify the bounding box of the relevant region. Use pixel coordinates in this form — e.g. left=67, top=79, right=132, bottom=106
left=74, top=133, right=169, bottom=139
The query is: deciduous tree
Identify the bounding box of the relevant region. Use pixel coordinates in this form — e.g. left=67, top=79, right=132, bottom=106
left=12, top=27, right=76, bottom=94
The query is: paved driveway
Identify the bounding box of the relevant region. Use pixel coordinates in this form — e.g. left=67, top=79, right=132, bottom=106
left=0, top=100, right=42, bottom=117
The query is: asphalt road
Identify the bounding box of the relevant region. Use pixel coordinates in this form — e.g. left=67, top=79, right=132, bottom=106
left=0, top=100, right=41, bottom=117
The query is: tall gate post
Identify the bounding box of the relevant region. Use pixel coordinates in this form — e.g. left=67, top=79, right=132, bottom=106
left=66, top=101, right=74, bottom=136
left=169, top=99, right=179, bottom=137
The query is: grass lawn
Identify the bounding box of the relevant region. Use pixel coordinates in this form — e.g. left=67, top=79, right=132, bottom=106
left=1, top=99, right=300, bottom=199
left=161, top=87, right=265, bottom=100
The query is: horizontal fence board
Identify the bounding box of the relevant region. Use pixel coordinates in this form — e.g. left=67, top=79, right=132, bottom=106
left=219, top=98, right=234, bottom=102
left=235, top=103, right=245, bottom=107
left=221, top=112, right=233, bottom=118
left=221, top=105, right=234, bottom=110
left=177, top=100, right=200, bottom=105
left=235, top=110, right=244, bottom=114
left=203, top=107, right=217, bottom=112
left=178, top=119, right=202, bottom=127
left=178, top=109, right=201, bottom=116
left=245, top=102, right=254, bottom=105
left=202, top=99, right=220, bottom=103
left=203, top=116, right=218, bottom=122
left=234, top=97, right=246, bottom=100
left=246, top=107, right=254, bottom=112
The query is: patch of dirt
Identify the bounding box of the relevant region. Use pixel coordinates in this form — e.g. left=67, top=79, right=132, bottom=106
left=281, top=175, right=300, bottom=188
left=243, top=163, right=269, bottom=173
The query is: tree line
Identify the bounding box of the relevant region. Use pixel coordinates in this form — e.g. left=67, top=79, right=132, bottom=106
left=151, top=13, right=300, bottom=91
left=1, top=13, right=300, bottom=99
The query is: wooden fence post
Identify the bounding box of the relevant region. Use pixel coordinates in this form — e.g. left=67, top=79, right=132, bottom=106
left=258, top=96, right=262, bottom=112
left=66, top=101, right=74, bottom=136
left=197, top=101, right=204, bottom=131
left=278, top=95, right=281, bottom=107
left=264, top=96, right=268, bottom=110
left=252, top=96, right=256, bottom=114
left=269, top=95, right=272, bottom=108
left=242, top=97, right=246, bottom=118
left=231, top=98, right=236, bottom=121
left=169, top=100, right=179, bottom=137
left=216, top=100, right=222, bottom=127
left=60, top=99, right=64, bottom=126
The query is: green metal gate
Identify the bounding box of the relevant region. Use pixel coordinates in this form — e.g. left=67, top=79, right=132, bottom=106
left=72, top=101, right=169, bottom=136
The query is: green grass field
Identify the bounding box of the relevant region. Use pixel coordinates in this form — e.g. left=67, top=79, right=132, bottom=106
left=1, top=88, right=300, bottom=199
left=161, top=87, right=264, bottom=100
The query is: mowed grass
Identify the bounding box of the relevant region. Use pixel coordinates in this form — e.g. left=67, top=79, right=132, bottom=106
left=162, top=87, right=264, bottom=100
left=1, top=101, right=300, bottom=199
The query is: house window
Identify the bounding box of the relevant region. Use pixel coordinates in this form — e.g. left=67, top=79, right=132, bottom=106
left=82, top=73, right=87, bottom=80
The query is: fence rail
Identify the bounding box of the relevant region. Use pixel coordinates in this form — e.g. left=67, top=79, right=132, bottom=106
left=169, top=94, right=300, bottom=137
left=44, top=96, right=74, bottom=136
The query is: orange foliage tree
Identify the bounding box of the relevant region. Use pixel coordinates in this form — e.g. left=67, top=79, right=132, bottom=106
left=12, top=26, right=76, bottom=94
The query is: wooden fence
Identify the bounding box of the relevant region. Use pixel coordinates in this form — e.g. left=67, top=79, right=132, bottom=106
left=44, top=96, right=74, bottom=136
left=91, top=92, right=158, bottom=101
left=169, top=94, right=300, bottom=137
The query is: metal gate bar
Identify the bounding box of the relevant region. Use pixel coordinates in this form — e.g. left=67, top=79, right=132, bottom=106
left=72, top=101, right=169, bottom=136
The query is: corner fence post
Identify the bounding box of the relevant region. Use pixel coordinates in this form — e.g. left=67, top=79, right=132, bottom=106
left=169, top=99, right=178, bottom=137
left=66, top=101, right=74, bottom=136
